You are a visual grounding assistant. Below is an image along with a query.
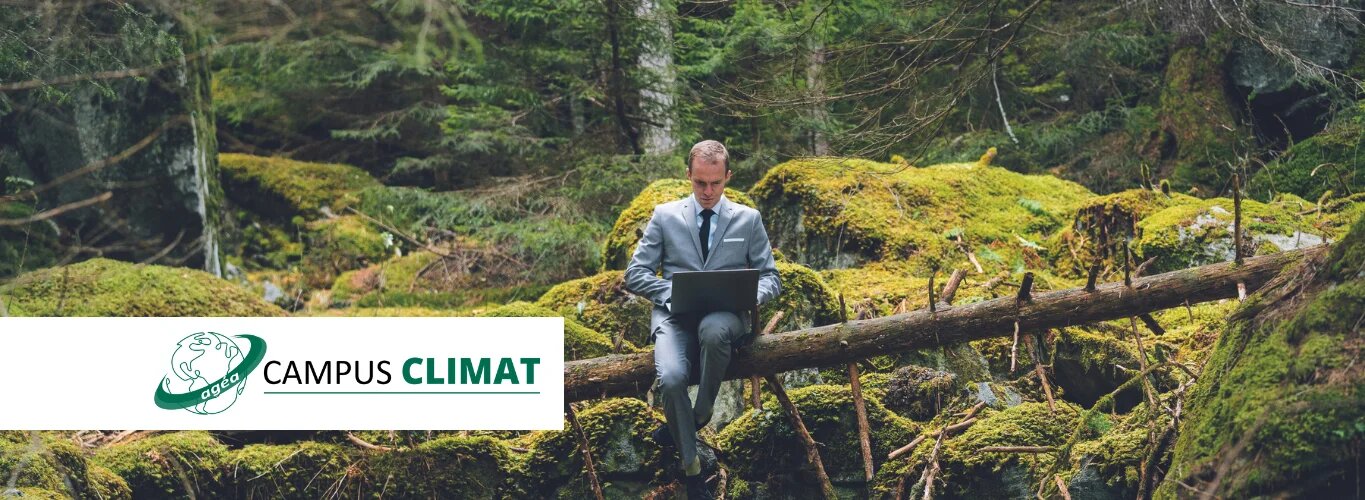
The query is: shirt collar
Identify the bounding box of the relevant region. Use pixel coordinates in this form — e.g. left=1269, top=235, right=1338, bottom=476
left=692, top=193, right=727, bottom=217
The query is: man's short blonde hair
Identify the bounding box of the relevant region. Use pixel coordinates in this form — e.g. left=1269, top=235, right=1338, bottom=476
left=687, top=140, right=729, bottom=172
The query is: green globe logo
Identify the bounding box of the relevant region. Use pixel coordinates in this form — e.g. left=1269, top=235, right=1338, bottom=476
left=153, top=333, right=267, bottom=414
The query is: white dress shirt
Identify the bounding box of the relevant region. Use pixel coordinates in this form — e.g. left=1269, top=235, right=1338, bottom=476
left=691, top=193, right=726, bottom=254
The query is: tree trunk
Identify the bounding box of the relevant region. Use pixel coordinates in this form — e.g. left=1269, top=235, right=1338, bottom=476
left=636, top=0, right=677, bottom=154
left=565, top=245, right=1322, bottom=401
left=806, top=35, right=830, bottom=156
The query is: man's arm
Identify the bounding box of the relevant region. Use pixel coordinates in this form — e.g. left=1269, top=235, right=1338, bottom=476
left=624, top=205, right=672, bottom=308
left=749, top=211, right=782, bottom=305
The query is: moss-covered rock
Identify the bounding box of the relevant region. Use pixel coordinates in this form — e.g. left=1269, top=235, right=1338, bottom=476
left=225, top=441, right=359, bottom=498
left=1, top=258, right=285, bottom=316
left=717, top=384, right=918, bottom=492
left=93, top=431, right=230, bottom=499
left=1248, top=100, right=1365, bottom=201
left=535, top=270, right=654, bottom=348
left=510, top=398, right=665, bottom=499
left=0, top=434, right=114, bottom=498
left=1157, top=41, right=1247, bottom=192
left=481, top=301, right=628, bottom=360
left=1049, top=189, right=1199, bottom=277
left=1132, top=195, right=1332, bottom=273
left=602, top=179, right=755, bottom=271
left=1157, top=213, right=1365, bottom=498
left=219, top=153, right=380, bottom=220
left=750, top=158, right=1092, bottom=271
left=366, top=436, right=511, bottom=498
left=301, top=215, right=391, bottom=287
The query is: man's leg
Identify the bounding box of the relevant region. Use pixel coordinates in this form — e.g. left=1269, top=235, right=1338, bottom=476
left=653, top=311, right=702, bottom=475
left=694, top=311, right=744, bottom=427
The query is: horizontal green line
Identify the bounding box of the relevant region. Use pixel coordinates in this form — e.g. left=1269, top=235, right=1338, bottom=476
left=263, top=391, right=541, bottom=395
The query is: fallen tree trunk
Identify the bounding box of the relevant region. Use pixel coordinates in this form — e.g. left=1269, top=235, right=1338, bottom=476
left=565, top=245, right=1323, bottom=401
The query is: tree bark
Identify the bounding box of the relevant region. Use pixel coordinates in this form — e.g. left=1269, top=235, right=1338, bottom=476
left=565, top=245, right=1322, bottom=401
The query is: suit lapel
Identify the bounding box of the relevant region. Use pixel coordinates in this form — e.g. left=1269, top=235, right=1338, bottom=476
left=681, top=198, right=704, bottom=267
left=705, top=197, right=734, bottom=270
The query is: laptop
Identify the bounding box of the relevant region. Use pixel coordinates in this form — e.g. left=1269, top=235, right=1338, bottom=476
left=669, top=269, right=760, bottom=315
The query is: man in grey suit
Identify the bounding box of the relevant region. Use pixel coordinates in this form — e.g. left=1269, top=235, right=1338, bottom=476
left=624, top=140, right=782, bottom=498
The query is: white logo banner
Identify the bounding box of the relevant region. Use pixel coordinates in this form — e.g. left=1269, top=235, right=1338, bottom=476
left=0, top=317, right=565, bottom=430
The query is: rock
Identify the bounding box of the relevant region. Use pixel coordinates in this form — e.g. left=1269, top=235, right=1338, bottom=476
left=329, top=249, right=545, bottom=309
left=749, top=158, right=1091, bottom=271
left=218, top=153, right=379, bottom=221
left=0, top=5, right=224, bottom=275
left=510, top=398, right=666, bottom=498
left=1157, top=212, right=1365, bottom=498
left=1, top=258, right=285, bottom=316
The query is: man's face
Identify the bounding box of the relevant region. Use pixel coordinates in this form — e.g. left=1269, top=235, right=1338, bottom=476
left=688, top=158, right=731, bottom=210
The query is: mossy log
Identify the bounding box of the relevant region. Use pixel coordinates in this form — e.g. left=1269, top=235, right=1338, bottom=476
left=565, top=245, right=1322, bottom=401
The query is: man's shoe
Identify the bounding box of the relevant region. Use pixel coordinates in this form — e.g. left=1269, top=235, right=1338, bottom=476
left=684, top=474, right=713, bottom=500
left=651, top=424, right=674, bottom=448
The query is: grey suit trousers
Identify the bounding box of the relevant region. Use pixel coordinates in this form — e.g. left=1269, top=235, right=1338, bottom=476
left=652, top=306, right=746, bottom=472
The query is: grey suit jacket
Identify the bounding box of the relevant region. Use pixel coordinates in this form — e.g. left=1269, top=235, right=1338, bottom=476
left=624, top=195, right=782, bottom=337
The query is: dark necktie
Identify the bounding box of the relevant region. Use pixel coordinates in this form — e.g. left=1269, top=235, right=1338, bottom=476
left=699, top=208, right=715, bottom=262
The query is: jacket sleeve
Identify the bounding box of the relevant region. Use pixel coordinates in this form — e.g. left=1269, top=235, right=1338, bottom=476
left=624, top=205, right=672, bottom=308
left=749, top=210, right=782, bottom=305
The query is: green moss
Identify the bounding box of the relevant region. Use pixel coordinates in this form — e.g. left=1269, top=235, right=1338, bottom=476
left=88, top=464, right=133, bottom=500
left=481, top=301, right=628, bottom=359
left=226, top=442, right=358, bottom=498
left=1, top=258, right=285, bottom=316
left=749, top=158, right=1093, bottom=271
left=717, top=384, right=918, bottom=488
left=1159, top=213, right=1365, bottom=498
left=219, top=153, right=380, bottom=220
left=93, top=431, right=229, bottom=499
left=510, top=398, right=665, bottom=498
left=601, top=179, right=755, bottom=271
left=301, top=215, right=391, bottom=287
left=820, top=261, right=932, bottom=315
left=367, top=436, right=511, bottom=498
